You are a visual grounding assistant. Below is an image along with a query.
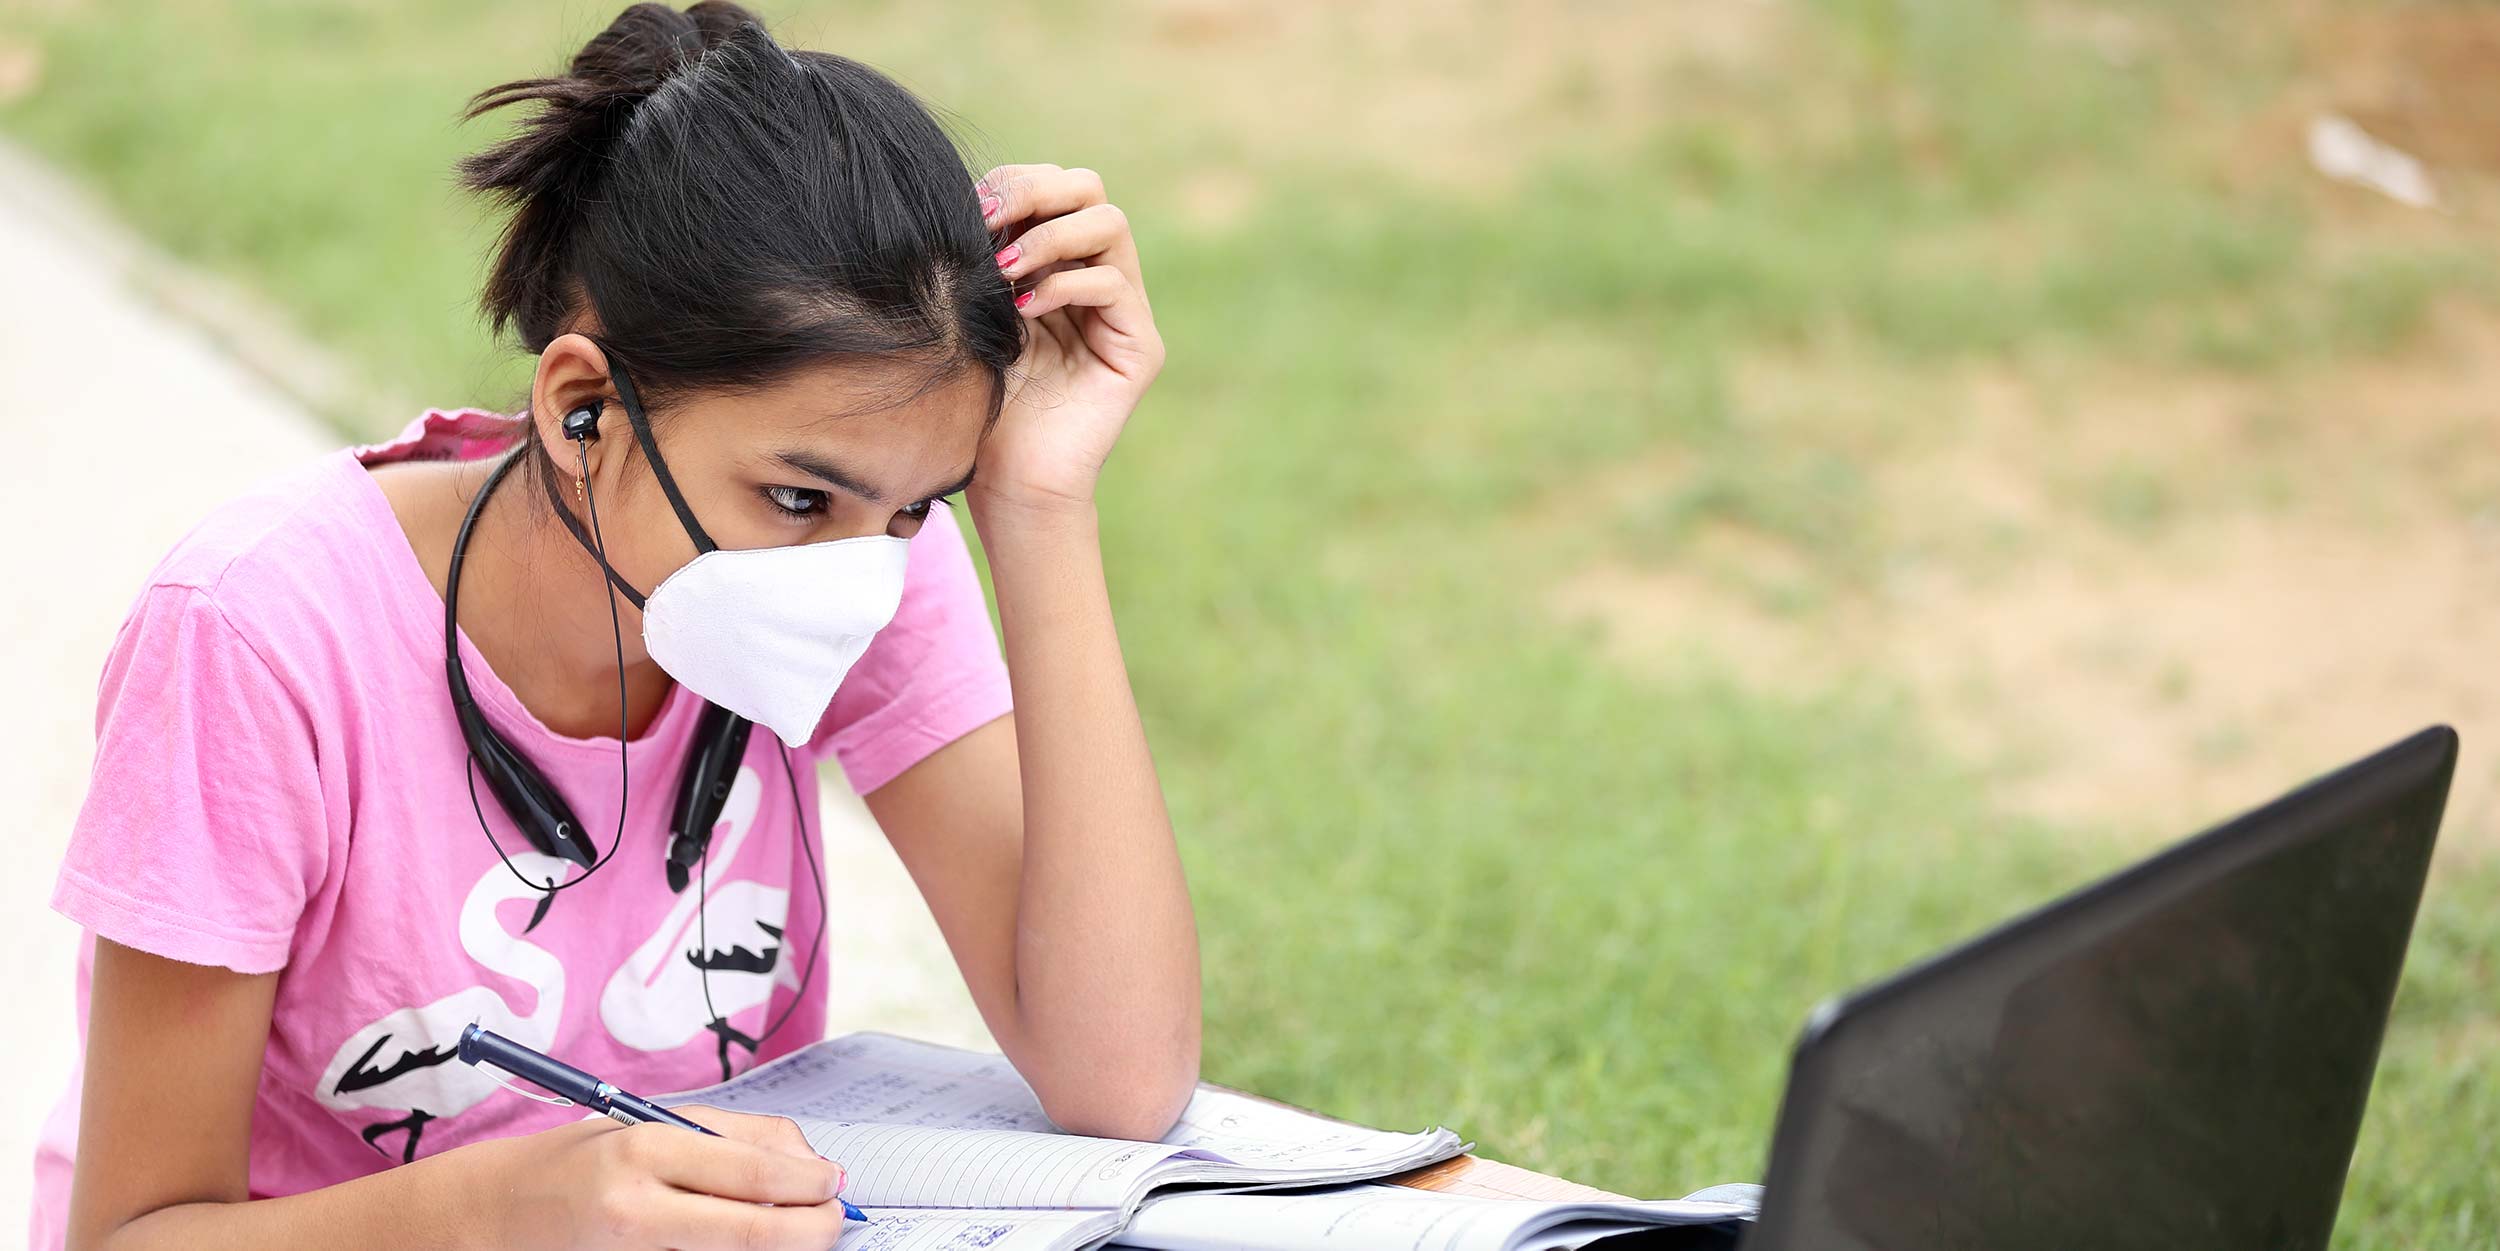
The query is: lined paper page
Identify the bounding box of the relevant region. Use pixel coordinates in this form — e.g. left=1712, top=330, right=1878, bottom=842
left=673, top=1032, right=1450, bottom=1166
left=794, top=1119, right=1209, bottom=1211
left=1118, top=1185, right=1523, bottom=1251
left=1158, top=1085, right=1443, bottom=1167
left=832, top=1207, right=1113, bottom=1251
left=674, top=1034, right=1063, bottom=1131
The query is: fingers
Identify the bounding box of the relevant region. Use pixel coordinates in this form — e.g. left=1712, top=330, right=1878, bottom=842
left=974, top=162, right=1047, bottom=227
left=977, top=163, right=1147, bottom=296
left=615, top=1121, right=847, bottom=1208
left=1013, top=265, right=1164, bottom=379
left=976, top=162, right=1099, bottom=232
left=996, top=202, right=1142, bottom=291
left=639, top=1108, right=848, bottom=1208
left=625, top=1188, right=855, bottom=1251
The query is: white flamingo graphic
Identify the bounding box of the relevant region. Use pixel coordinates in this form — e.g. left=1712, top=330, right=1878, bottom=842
left=315, top=849, right=570, bottom=1162
left=600, top=764, right=798, bottom=1079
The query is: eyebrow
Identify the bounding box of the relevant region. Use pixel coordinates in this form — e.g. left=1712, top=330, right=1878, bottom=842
left=773, top=449, right=976, bottom=503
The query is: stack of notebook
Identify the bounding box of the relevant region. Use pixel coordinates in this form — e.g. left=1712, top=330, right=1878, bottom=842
left=662, top=1032, right=1756, bottom=1251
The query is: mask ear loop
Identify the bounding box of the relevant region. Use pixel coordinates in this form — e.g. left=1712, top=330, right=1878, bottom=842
left=601, top=349, right=721, bottom=556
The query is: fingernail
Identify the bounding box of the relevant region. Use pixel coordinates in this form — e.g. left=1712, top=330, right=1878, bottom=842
left=830, top=1163, right=848, bottom=1196
left=994, top=243, right=1020, bottom=269
left=1014, top=290, right=1035, bottom=308
left=979, top=193, right=1002, bottom=220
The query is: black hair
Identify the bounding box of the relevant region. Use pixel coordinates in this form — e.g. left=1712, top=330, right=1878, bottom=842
left=455, top=1, right=1022, bottom=449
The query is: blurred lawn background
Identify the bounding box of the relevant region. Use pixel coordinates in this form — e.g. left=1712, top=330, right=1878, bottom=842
left=4, top=0, right=2496, bottom=1244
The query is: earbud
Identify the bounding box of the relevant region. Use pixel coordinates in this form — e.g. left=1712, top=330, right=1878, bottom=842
left=562, top=400, right=604, bottom=443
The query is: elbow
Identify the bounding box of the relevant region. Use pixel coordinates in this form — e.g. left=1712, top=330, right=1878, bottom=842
left=1046, top=1088, right=1193, bottom=1142
left=1040, top=1059, right=1200, bottom=1142
left=1023, top=999, right=1203, bottom=1141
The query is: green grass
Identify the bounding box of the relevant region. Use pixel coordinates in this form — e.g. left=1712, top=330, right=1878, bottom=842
left=5, top=1, right=2494, bottom=1245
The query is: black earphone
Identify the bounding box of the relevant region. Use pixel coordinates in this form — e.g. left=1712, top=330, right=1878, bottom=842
left=444, top=394, right=825, bottom=1067
left=444, top=446, right=611, bottom=880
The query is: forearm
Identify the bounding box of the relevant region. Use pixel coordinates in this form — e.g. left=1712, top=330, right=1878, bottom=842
left=79, top=1143, right=481, bottom=1251
left=974, top=494, right=1202, bottom=1137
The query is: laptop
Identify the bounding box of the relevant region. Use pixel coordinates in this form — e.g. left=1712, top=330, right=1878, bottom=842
left=1732, top=725, right=2457, bottom=1251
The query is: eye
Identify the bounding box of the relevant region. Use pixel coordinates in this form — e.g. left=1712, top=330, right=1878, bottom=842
left=761, top=485, right=827, bottom=520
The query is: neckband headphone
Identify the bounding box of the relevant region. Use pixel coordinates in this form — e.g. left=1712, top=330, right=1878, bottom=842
left=442, top=392, right=826, bottom=1071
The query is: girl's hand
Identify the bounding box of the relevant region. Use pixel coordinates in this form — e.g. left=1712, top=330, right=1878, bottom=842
left=465, top=1105, right=853, bottom=1251
left=973, top=163, right=1166, bottom=517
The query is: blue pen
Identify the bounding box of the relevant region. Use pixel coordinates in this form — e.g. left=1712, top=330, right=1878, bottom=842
left=457, top=1024, right=869, bottom=1224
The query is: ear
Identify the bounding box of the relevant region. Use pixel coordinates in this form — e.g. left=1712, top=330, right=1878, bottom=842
left=529, top=332, right=615, bottom=469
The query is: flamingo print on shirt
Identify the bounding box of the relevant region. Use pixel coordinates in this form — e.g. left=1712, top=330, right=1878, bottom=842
left=309, top=767, right=797, bottom=1164
left=600, top=764, right=799, bottom=1081
left=313, top=850, right=571, bottom=1163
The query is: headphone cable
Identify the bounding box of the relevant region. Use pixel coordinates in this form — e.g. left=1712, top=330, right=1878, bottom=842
left=457, top=431, right=826, bottom=1057
left=694, top=739, right=828, bottom=1056
left=450, top=440, right=634, bottom=901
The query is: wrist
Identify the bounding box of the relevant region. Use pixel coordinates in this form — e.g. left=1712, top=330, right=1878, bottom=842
left=420, top=1136, right=525, bottom=1247
left=968, top=484, right=1099, bottom=541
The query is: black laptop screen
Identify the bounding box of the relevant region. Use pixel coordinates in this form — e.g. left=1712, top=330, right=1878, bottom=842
left=1749, top=731, right=2451, bottom=1251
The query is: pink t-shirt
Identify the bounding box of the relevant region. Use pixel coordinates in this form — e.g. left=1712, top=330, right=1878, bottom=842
left=30, top=408, right=1012, bottom=1247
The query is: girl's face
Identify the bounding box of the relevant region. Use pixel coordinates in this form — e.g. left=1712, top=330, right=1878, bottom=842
left=531, top=334, right=990, bottom=639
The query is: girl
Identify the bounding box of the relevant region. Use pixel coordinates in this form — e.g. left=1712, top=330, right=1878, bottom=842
left=35, top=3, right=1199, bottom=1247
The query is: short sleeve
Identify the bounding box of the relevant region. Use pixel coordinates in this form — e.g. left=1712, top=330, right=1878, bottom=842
left=811, top=504, right=1013, bottom=793
left=51, top=584, right=331, bottom=974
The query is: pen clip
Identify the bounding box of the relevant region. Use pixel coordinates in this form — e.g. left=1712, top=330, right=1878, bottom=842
left=477, top=1059, right=577, bottom=1109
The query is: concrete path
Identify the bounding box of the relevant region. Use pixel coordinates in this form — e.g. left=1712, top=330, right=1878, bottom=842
left=0, top=136, right=986, bottom=1221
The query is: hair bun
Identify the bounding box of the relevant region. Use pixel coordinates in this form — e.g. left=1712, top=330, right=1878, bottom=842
left=571, top=1, right=754, bottom=97
left=455, top=2, right=770, bottom=346
left=460, top=3, right=769, bottom=193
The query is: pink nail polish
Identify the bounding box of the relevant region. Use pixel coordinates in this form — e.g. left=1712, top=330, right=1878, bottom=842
left=995, top=244, right=1020, bottom=268
left=1014, top=290, right=1035, bottom=308
left=979, top=193, right=1002, bottom=220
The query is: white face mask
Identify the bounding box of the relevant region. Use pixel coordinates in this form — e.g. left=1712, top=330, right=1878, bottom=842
left=639, top=534, right=909, bottom=748
left=548, top=361, right=912, bottom=748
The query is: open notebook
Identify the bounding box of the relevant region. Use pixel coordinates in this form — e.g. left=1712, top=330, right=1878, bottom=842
left=658, top=1031, right=1473, bottom=1250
